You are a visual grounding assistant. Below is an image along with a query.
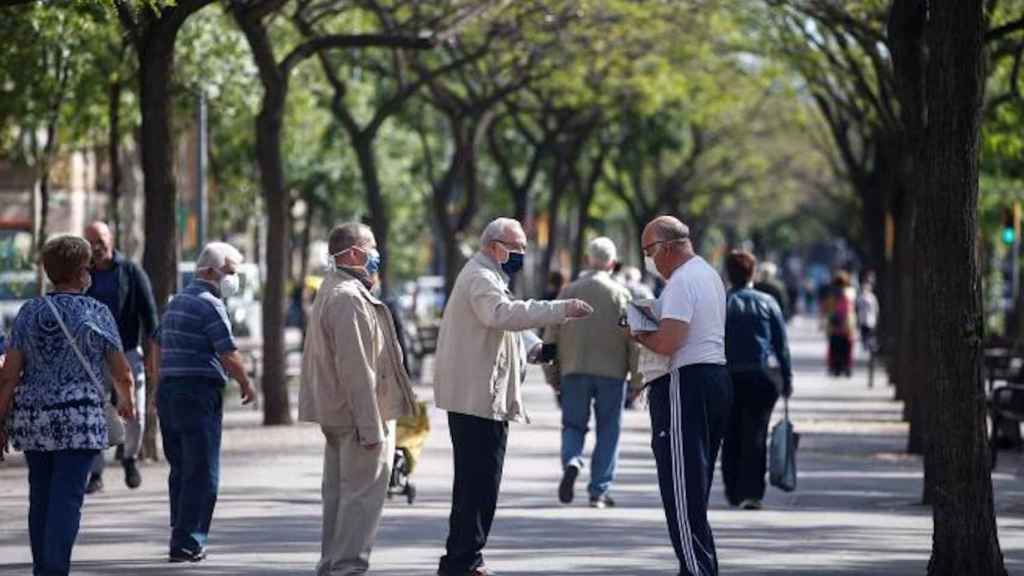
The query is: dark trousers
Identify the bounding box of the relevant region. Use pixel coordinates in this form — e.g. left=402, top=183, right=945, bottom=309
left=157, top=378, right=223, bottom=553
left=828, top=334, right=853, bottom=375
left=649, top=365, right=732, bottom=576
left=721, top=370, right=779, bottom=505
left=25, top=449, right=99, bottom=576
left=439, top=412, right=508, bottom=574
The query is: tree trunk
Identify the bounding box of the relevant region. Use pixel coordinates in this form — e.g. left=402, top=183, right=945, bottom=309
left=913, top=1, right=1006, bottom=572
left=540, top=151, right=568, bottom=296
left=353, top=136, right=391, bottom=294
left=108, top=80, right=123, bottom=245
left=255, top=86, right=292, bottom=425
left=123, top=0, right=214, bottom=459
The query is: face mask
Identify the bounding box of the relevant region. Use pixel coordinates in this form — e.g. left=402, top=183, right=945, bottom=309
left=331, top=247, right=380, bottom=276
left=219, top=273, right=240, bottom=299
left=644, top=255, right=662, bottom=280
left=364, top=249, right=382, bottom=276
left=501, top=250, right=525, bottom=276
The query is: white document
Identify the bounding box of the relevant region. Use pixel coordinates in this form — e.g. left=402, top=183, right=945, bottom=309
left=627, top=298, right=660, bottom=333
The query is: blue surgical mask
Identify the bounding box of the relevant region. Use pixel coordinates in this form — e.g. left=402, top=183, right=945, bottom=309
left=501, top=250, right=525, bottom=276
left=364, top=249, right=382, bottom=276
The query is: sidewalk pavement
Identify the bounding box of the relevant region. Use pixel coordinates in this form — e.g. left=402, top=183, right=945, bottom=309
left=2, top=318, right=1024, bottom=575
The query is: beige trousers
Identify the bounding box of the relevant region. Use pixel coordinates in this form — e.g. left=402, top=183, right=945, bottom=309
left=317, top=421, right=396, bottom=576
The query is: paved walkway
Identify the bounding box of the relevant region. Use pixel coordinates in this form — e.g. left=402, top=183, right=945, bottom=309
left=2, top=319, right=1024, bottom=575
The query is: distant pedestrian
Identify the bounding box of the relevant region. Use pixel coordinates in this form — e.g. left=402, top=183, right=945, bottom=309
left=434, top=218, right=592, bottom=576
left=153, top=242, right=255, bottom=563
left=823, top=272, right=856, bottom=377
left=632, top=216, right=732, bottom=576
left=83, top=221, right=159, bottom=494
left=855, top=272, right=879, bottom=353
left=754, top=261, right=791, bottom=321
left=619, top=265, right=655, bottom=301
left=542, top=270, right=566, bottom=301
left=543, top=237, right=642, bottom=509
left=299, top=223, right=417, bottom=576
left=0, top=234, right=136, bottom=576
left=721, top=250, right=793, bottom=510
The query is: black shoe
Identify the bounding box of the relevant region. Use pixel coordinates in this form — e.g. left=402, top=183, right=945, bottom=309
left=123, top=459, right=142, bottom=489
left=85, top=474, right=104, bottom=495
left=169, top=547, right=207, bottom=563
left=558, top=465, right=579, bottom=504
left=589, top=494, right=616, bottom=509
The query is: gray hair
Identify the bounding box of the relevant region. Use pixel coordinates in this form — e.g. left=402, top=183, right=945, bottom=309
left=649, top=217, right=691, bottom=244
left=328, top=222, right=373, bottom=255
left=197, top=242, right=244, bottom=271
left=480, top=217, right=523, bottom=246
left=587, top=236, right=617, bottom=268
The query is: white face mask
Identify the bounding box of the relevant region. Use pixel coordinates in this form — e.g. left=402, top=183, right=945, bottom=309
left=219, top=273, right=240, bottom=299
left=644, top=255, right=662, bottom=280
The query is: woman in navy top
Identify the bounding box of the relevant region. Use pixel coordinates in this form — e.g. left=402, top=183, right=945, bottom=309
left=721, top=250, right=793, bottom=510
left=0, top=235, right=135, bottom=576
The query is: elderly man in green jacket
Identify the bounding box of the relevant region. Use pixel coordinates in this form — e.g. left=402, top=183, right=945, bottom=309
left=544, top=236, right=642, bottom=509
left=434, top=217, right=592, bottom=576
left=299, top=222, right=417, bottom=576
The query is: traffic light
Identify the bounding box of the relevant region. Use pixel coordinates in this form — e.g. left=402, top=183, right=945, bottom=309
left=1003, top=204, right=1020, bottom=246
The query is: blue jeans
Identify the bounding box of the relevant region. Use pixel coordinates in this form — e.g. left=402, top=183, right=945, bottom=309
left=25, top=449, right=99, bottom=576
left=560, top=374, right=627, bottom=498
left=157, top=378, right=223, bottom=553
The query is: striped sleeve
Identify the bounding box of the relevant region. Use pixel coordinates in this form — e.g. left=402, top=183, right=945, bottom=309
left=201, top=296, right=237, bottom=354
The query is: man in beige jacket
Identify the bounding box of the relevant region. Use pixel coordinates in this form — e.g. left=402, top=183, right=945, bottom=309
left=299, top=223, right=416, bottom=576
left=543, top=237, right=642, bottom=509
left=434, top=218, right=592, bottom=576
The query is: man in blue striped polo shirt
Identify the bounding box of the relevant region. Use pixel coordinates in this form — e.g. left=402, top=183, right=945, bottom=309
left=153, top=242, right=255, bottom=564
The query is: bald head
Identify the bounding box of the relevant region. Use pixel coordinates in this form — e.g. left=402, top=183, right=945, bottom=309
left=84, top=221, right=114, bottom=270
left=642, top=216, right=690, bottom=247
left=641, top=215, right=694, bottom=279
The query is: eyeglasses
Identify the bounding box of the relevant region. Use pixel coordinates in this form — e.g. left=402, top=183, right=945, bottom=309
left=642, top=237, right=687, bottom=257
left=495, top=239, right=527, bottom=253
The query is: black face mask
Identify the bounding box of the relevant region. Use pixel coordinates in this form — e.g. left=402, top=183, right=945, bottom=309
left=501, top=251, right=525, bottom=276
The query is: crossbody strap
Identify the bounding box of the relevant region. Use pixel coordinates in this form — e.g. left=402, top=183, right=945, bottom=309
left=43, top=296, right=104, bottom=395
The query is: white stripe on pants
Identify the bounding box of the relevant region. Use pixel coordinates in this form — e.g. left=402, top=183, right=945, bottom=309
left=318, top=422, right=395, bottom=576
left=670, top=369, right=701, bottom=575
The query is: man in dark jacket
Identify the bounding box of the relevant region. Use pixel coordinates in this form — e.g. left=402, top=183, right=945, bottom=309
left=84, top=221, right=159, bottom=492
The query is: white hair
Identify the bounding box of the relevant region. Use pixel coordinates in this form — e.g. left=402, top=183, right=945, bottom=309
left=760, top=261, right=778, bottom=280
left=587, top=236, right=617, bottom=268
left=480, top=217, right=523, bottom=246
left=197, top=242, right=244, bottom=271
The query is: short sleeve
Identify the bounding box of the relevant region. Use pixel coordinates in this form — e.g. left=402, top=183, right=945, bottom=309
left=90, top=302, right=123, bottom=352
left=202, top=297, right=237, bottom=354
left=660, top=273, right=695, bottom=324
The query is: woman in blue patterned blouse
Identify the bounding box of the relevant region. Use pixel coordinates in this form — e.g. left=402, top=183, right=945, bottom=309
left=0, top=234, right=136, bottom=576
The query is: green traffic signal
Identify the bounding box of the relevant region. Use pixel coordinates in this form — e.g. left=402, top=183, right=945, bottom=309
left=1004, top=227, right=1017, bottom=245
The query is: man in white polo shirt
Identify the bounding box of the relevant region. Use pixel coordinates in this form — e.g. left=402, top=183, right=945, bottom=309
left=633, top=215, right=732, bottom=576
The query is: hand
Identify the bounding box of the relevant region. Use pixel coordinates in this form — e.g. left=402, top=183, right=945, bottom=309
left=239, top=381, right=256, bottom=405
left=565, top=299, right=593, bottom=319
left=116, top=396, right=136, bottom=420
